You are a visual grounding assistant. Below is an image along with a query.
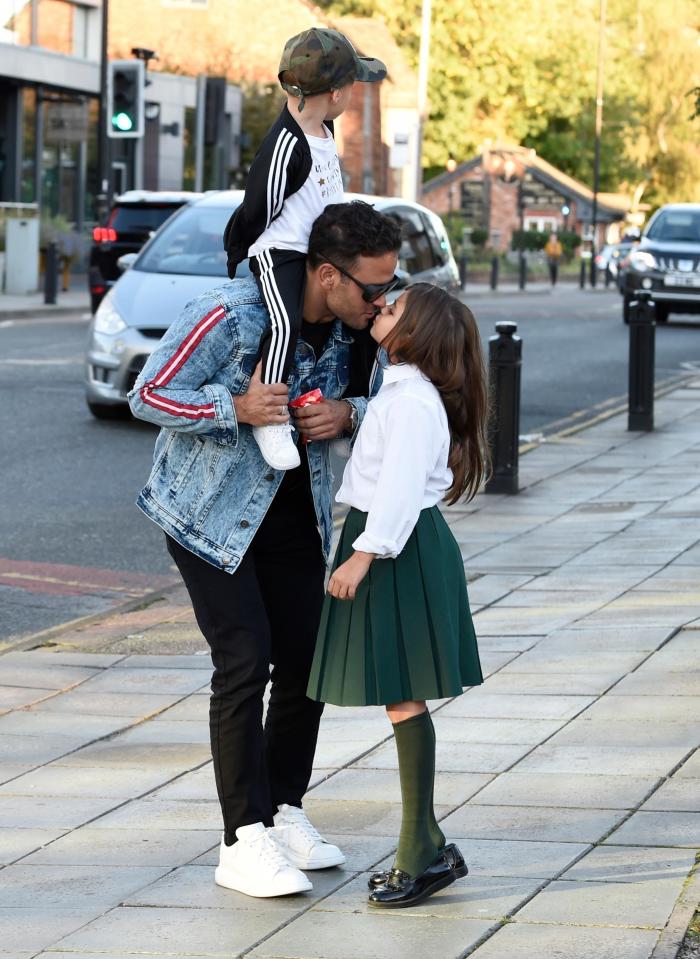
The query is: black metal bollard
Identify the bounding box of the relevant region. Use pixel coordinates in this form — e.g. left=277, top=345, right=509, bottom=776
left=44, top=242, right=59, bottom=305
left=459, top=253, right=468, bottom=288
left=628, top=291, right=656, bottom=431
left=604, top=265, right=612, bottom=288
left=490, top=255, right=499, bottom=291
left=518, top=252, right=526, bottom=290
left=485, top=321, right=522, bottom=494
left=579, top=259, right=586, bottom=289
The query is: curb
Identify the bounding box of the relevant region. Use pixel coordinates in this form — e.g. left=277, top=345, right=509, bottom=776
left=0, top=305, right=90, bottom=321
left=0, top=580, right=182, bottom=656
left=651, top=864, right=700, bottom=959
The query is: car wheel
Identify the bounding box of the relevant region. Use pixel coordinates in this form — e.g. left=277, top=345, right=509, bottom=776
left=622, top=295, right=631, bottom=324
left=655, top=304, right=669, bottom=323
left=87, top=400, right=131, bottom=420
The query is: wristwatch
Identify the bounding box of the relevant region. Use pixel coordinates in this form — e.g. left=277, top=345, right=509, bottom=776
left=345, top=401, right=358, bottom=435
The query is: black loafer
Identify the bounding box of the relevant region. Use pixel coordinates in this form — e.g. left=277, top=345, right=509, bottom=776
left=367, top=843, right=467, bottom=890
left=368, top=847, right=467, bottom=908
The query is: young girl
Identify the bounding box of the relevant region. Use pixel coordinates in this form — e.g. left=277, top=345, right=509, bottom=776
left=307, top=282, right=488, bottom=908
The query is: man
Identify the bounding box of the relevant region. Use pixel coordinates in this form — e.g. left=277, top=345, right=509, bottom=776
left=128, top=201, right=401, bottom=899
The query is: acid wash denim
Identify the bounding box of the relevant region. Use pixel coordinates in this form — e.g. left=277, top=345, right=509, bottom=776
left=128, top=277, right=370, bottom=573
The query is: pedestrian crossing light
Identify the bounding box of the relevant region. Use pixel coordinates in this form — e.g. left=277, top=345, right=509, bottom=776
left=107, top=60, right=145, bottom=139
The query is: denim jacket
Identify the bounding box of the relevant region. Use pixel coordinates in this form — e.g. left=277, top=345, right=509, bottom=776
left=128, top=278, right=369, bottom=572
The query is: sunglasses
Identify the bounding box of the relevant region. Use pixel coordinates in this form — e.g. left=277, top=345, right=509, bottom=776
left=325, top=258, right=400, bottom=303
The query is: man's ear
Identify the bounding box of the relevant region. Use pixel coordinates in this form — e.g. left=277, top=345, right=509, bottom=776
left=316, top=262, right=337, bottom=291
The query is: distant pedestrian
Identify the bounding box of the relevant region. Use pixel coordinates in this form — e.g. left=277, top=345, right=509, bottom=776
left=307, top=283, right=488, bottom=908
left=544, top=232, right=563, bottom=286
left=223, top=27, right=386, bottom=470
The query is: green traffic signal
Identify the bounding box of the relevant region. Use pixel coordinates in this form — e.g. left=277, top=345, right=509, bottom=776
left=112, top=112, right=134, bottom=132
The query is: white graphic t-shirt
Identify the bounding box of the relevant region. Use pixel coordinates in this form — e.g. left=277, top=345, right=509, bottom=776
left=248, top=126, right=345, bottom=257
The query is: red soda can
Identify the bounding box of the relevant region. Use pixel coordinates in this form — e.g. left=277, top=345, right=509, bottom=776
left=289, top=389, right=323, bottom=444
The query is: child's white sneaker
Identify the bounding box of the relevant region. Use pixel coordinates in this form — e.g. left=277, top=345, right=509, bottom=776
left=271, top=803, right=346, bottom=870
left=214, top=823, right=312, bottom=897
left=253, top=423, right=300, bottom=470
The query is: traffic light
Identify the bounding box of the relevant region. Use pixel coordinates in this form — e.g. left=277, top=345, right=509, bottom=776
left=107, top=60, right=145, bottom=138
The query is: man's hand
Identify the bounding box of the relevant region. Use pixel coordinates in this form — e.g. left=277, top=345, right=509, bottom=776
left=292, top=399, right=351, bottom=441
left=327, top=550, right=374, bottom=601
left=233, top=361, right=290, bottom=427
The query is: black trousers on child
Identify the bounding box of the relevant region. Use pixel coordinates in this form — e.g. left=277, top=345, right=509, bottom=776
left=165, top=469, right=325, bottom=844
left=249, top=249, right=306, bottom=385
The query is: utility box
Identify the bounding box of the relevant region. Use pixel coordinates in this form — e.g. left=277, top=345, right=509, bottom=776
left=5, top=218, right=40, bottom=294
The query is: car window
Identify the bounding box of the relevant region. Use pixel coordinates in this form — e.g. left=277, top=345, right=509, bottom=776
left=646, top=210, right=700, bottom=243
left=421, top=212, right=450, bottom=266
left=136, top=205, right=240, bottom=277
left=109, top=204, right=184, bottom=234
left=385, top=206, right=439, bottom=275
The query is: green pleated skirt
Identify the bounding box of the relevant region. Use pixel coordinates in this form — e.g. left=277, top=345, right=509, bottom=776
left=307, top=506, right=483, bottom=706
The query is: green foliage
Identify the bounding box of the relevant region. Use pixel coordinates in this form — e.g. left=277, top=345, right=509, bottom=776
left=558, top=230, right=582, bottom=258
left=470, top=227, right=489, bottom=248
left=239, top=82, right=286, bottom=174
left=511, top=229, right=547, bottom=252
left=313, top=0, right=700, bottom=205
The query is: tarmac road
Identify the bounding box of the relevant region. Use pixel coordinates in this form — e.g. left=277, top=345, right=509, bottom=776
left=1, top=286, right=699, bottom=643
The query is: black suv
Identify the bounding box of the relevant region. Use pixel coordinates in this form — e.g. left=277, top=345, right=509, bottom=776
left=88, top=190, right=200, bottom=312
left=622, top=204, right=700, bottom=323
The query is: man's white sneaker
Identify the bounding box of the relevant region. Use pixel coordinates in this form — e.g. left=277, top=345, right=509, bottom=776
left=214, top=823, right=312, bottom=898
left=271, top=803, right=346, bottom=870
left=253, top=423, right=300, bottom=471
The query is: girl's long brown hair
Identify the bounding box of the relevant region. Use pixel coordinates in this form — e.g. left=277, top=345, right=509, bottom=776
left=381, top=283, right=490, bottom=504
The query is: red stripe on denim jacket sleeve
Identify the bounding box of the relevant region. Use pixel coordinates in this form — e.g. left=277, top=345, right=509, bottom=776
left=140, top=304, right=226, bottom=419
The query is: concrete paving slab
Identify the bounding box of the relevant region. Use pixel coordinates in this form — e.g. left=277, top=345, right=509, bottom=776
left=313, top=739, right=388, bottom=766
left=0, top=765, right=32, bottom=786
left=312, top=872, right=543, bottom=920
left=0, top=686, right=56, bottom=710
left=0, top=827, right=69, bottom=865
left=92, top=798, right=222, bottom=831
left=493, top=589, right=614, bottom=610
left=548, top=719, right=699, bottom=748
left=29, top=690, right=182, bottom=717
left=431, top=716, right=564, bottom=745
left=0, top=735, right=85, bottom=766
left=609, top=671, right=700, bottom=696
left=531, top=625, right=671, bottom=652
left=308, top=768, right=492, bottom=806
left=520, top=565, right=659, bottom=591
left=676, top=751, right=700, bottom=777
left=148, top=764, right=217, bottom=801
left=472, top=772, right=658, bottom=810
left=114, top=653, right=209, bottom=669
left=517, top=876, right=683, bottom=928
left=0, top=764, right=173, bottom=799
left=561, top=844, right=697, bottom=883
left=0, top=710, right=129, bottom=740
left=152, top=695, right=210, bottom=721
left=515, top=744, right=689, bottom=778
left=577, top=601, right=700, bottom=629
left=0, top=793, right=123, bottom=830
left=581, top=695, right=700, bottom=724
left=0, top=658, right=102, bottom=689
left=114, top=720, right=210, bottom=745
left=57, top=906, right=289, bottom=958
left=356, top=739, right=531, bottom=773
left=440, top=803, right=624, bottom=844
left=606, top=810, right=700, bottom=847
left=439, top=692, right=593, bottom=721
left=482, top=671, right=617, bottom=695
left=470, top=922, right=659, bottom=959
left=14, top=651, right=125, bottom=668
left=248, top=911, right=495, bottom=959
left=496, top=648, right=647, bottom=675
left=472, top=606, right=583, bottom=635
left=54, top=740, right=211, bottom=769
left=76, top=666, right=210, bottom=695
left=466, top=574, right=536, bottom=606
left=123, top=862, right=346, bottom=913
left=316, top=717, right=393, bottom=742
left=471, top=634, right=540, bottom=652
left=0, top=909, right=103, bottom=954
left=21, top=827, right=219, bottom=867
left=301, top=799, right=449, bottom=837
left=0, top=863, right=166, bottom=908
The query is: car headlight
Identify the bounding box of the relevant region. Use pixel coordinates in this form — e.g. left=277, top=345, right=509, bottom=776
left=93, top=293, right=127, bottom=334
left=629, top=250, right=657, bottom=272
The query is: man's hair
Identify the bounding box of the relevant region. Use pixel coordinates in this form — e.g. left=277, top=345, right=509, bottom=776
left=307, top=201, right=402, bottom=271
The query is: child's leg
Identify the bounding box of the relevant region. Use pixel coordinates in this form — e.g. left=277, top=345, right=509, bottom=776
left=250, top=250, right=306, bottom=385
left=386, top=701, right=442, bottom=877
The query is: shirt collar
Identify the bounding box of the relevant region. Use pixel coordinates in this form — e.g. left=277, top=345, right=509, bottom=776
left=381, top=362, right=426, bottom=385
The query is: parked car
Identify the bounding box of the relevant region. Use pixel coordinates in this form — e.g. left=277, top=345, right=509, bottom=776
left=84, top=190, right=460, bottom=419
left=88, top=190, right=201, bottom=313
left=621, top=204, right=700, bottom=323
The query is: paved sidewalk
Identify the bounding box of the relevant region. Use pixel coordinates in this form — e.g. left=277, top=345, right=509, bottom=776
left=0, top=288, right=90, bottom=320
left=1, top=381, right=699, bottom=958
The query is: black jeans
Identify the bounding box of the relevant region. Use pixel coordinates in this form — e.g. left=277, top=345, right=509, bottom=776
left=166, top=477, right=325, bottom=844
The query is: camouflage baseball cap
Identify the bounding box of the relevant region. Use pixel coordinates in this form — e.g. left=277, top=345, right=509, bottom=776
left=279, top=27, right=387, bottom=99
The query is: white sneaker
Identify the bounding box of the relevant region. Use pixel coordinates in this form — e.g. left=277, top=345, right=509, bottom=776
left=253, top=423, right=300, bottom=470
left=214, top=823, right=312, bottom=897
left=271, top=803, right=346, bottom=870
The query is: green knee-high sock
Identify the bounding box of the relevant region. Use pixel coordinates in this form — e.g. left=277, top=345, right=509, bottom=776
left=425, top=711, right=446, bottom=851
left=392, top=711, right=441, bottom=878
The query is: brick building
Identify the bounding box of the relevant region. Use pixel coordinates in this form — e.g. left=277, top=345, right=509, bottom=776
left=422, top=146, right=632, bottom=250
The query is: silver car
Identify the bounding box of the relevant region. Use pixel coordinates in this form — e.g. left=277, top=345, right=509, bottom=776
left=85, top=190, right=459, bottom=418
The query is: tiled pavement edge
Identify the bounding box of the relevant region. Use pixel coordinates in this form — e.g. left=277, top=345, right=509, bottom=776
left=1, top=379, right=699, bottom=959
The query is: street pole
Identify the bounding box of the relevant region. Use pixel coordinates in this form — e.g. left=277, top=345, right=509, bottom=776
left=590, top=0, right=606, bottom=287
left=96, top=0, right=110, bottom=224
left=414, top=0, right=432, bottom=202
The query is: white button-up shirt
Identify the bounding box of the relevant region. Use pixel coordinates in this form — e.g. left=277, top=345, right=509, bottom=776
left=336, top=362, right=453, bottom=558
